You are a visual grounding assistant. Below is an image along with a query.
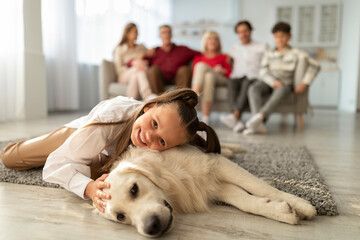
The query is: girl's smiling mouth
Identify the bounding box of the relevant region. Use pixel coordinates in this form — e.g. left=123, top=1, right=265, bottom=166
left=138, top=129, right=147, bottom=146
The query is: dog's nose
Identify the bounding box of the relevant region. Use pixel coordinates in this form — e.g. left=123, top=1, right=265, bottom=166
left=144, top=215, right=161, bottom=236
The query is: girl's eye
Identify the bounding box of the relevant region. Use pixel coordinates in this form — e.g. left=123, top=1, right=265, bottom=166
left=160, top=138, right=165, bottom=146
left=153, top=120, right=158, bottom=128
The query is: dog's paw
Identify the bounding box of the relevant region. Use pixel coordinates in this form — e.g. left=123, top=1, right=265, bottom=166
left=277, top=192, right=317, bottom=220
left=271, top=201, right=299, bottom=225
left=292, top=200, right=317, bottom=220
left=220, top=143, right=246, bottom=153
left=221, top=148, right=234, bottom=158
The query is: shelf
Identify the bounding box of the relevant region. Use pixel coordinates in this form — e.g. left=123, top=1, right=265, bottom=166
left=172, top=22, right=220, bottom=28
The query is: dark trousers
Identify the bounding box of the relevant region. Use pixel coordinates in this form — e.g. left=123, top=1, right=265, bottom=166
left=227, top=77, right=254, bottom=113
left=147, top=65, right=192, bottom=94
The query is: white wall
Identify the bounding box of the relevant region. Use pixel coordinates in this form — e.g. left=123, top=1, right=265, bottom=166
left=171, top=0, right=239, bottom=52
left=240, top=0, right=275, bottom=47
left=338, top=0, right=360, bottom=112
left=358, top=47, right=360, bottom=111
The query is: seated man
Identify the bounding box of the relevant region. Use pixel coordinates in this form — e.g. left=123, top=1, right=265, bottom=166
left=244, top=22, right=320, bottom=135
left=146, top=25, right=200, bottom=94
left=220, top=20, right=268, bottom=132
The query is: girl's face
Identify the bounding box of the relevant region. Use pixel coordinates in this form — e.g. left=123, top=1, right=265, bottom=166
left=131, top=104, right=188, bottom=151
left=206, top=36, right=219, bottom=53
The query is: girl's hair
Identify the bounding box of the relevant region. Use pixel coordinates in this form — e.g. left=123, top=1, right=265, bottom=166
left=201, top=31, right=222, bottom=54
left=117, top=22, right=137, bottom=47
left=88, top=88, right=220, bottom=173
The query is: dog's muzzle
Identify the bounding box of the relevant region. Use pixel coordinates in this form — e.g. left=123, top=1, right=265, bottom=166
left=144, top=200, right=174, bottom=236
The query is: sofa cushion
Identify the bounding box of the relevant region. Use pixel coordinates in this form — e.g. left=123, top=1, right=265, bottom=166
left=108, top=82, right=128, bottom=97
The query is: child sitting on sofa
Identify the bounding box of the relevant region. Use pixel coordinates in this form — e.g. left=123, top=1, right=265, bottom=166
left=244, top=22, right=320, bottom=135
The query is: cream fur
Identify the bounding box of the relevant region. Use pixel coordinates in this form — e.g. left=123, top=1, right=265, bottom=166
left=98, top=144, right=316, bottom=237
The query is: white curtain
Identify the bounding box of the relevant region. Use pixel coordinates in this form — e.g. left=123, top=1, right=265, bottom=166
left=76, top=0, right=172, bottom=64
left=41, top=0, right=172, bottom=111
left=0, top=0, right=24, bottom=122
left=42, top=0, right=79, bottom=111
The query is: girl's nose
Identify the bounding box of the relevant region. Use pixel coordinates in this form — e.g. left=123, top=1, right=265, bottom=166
left=145, top=131, right=155, bottom=143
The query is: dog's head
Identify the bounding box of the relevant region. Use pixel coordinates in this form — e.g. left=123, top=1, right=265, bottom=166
left=99, top=153, right=174, bottom=237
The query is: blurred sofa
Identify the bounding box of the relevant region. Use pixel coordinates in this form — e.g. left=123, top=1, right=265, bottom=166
left=99, top=58, right=316, bottom=128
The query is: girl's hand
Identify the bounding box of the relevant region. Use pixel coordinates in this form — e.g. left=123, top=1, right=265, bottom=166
left=85, top=174, right=111, bottom=213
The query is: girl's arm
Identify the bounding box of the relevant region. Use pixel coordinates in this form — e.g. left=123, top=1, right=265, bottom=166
left=43, top=124, right=111, bottom=199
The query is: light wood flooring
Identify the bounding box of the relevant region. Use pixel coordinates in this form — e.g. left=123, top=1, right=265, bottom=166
left=0, top=110, right=359, bottom=240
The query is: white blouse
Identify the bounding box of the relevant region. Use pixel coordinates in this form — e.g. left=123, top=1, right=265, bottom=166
left=42, top=96, right=143, bottom=199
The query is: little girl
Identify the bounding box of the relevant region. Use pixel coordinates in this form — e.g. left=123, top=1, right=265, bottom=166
left=1, top=89, right=220, bottom=213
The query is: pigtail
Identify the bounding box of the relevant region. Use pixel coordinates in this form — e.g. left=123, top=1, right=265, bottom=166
left=189, top=121, right=221, bottom=154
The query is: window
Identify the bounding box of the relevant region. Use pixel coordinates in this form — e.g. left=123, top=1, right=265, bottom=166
left=75, top=0, right=172, bottom=64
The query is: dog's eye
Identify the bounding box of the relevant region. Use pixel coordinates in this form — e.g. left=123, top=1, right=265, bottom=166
left=117, top=213, right=125, bottom=221
left=130, top=183, right=138, bottom=197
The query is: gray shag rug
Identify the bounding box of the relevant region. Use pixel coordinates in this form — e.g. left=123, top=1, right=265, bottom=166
left=0, top=139, right=337, bottom=216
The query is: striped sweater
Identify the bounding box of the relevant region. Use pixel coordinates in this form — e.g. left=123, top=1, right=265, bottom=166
left=259, top=46, right=321, bottom=87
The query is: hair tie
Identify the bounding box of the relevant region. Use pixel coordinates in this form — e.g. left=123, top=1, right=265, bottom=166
left=182, top=93, right=198, bottom=108
left=198, top=121, right=206, bottom=131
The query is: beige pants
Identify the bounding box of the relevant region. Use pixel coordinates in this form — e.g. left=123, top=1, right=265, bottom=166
left=0, top=126, right=76, bottom=171
left=118, top=67, right=153, bottom=99
left=191, top=62, right=228, bottom=103
left=0, top=126, right=106, bottom=179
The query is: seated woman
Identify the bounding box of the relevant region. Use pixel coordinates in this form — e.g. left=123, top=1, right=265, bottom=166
left=113, top=22, right=156, bottom=100
left=191, top=31, right=232, bottom=124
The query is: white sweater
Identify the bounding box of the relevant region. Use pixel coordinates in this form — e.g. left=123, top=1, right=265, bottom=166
left=42, top=96, right=142, bottom=199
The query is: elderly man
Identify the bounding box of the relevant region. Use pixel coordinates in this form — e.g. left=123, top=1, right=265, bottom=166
left=146, top=25, right=200, bottom=94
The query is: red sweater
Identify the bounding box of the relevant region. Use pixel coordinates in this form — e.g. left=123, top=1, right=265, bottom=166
left=146, top=44, right=200, bottom=80
left=192, top=54, right=232, bottom=78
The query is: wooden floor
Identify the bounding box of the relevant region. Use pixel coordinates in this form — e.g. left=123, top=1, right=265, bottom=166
left=0, top=110, right=359, bottom=240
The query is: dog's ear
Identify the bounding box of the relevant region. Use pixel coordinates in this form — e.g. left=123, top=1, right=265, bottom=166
left=121, top=162, right=170, bottom=190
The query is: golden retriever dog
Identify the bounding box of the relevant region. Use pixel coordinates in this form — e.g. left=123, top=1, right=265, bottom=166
left=98, top=144, right=316, bottom=237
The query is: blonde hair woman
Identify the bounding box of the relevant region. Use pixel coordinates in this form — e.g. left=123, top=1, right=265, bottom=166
left=191, top=31, right=232, bottom=124
left=113, top=22, right=156, bottom=100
